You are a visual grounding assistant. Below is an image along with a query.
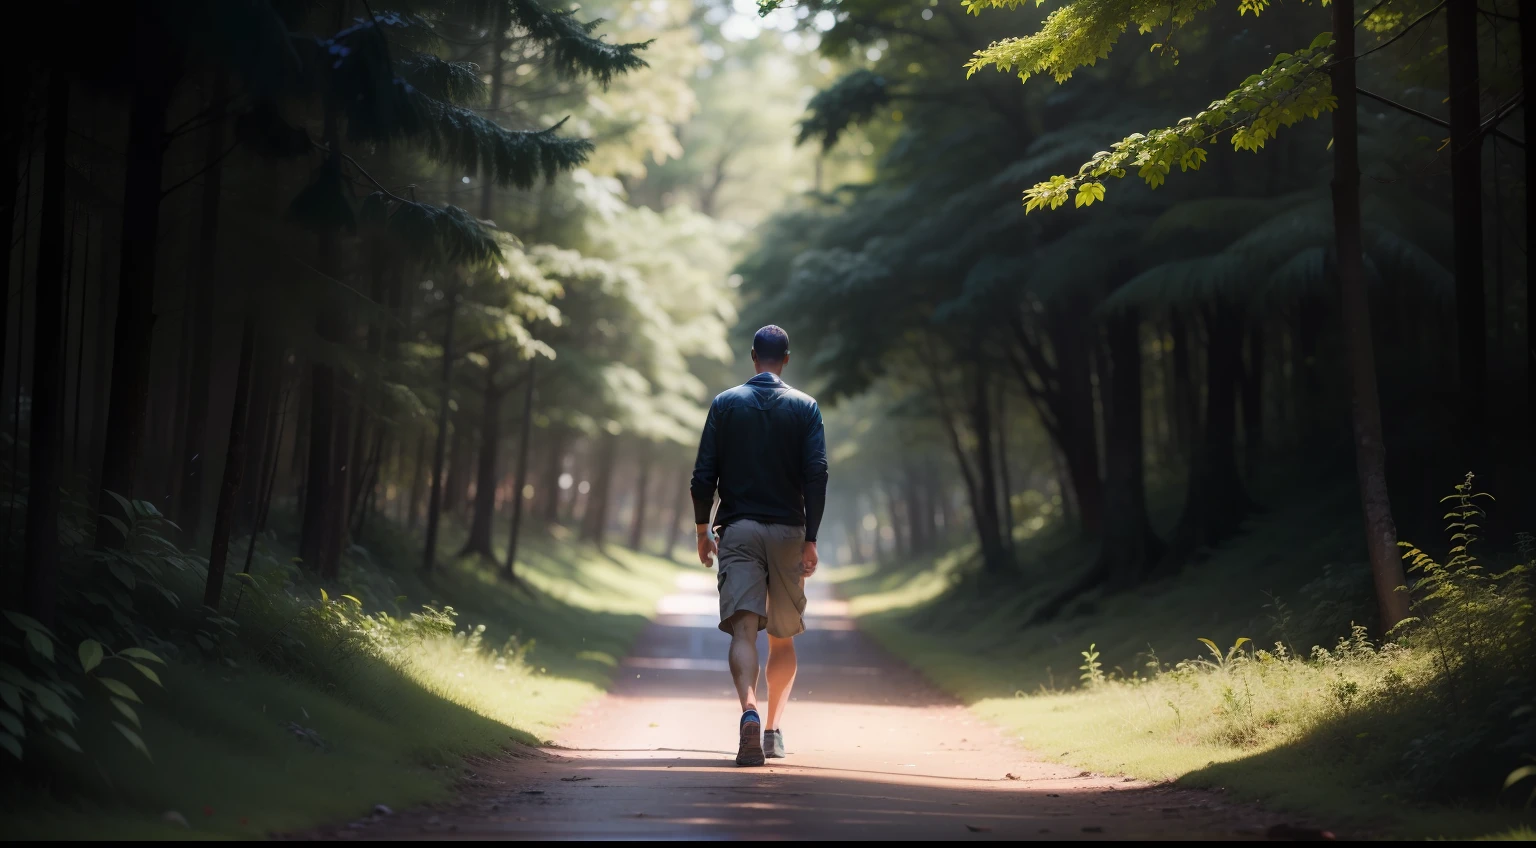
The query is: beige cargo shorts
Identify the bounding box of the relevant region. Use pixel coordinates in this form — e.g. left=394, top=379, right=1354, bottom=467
left=715, top=519, right=807, bottom=638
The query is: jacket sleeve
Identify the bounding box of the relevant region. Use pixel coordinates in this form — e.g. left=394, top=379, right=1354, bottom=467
left=689, top=398, right=721, bottom=526
left=801, top=401, right=829, bottom=543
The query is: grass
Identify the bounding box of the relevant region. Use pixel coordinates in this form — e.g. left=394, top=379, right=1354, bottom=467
left=837, top=483, right=1535, bottom=840
left=4, top=515, right=683, bottom=840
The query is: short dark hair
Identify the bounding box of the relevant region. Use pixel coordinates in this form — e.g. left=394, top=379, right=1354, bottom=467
left=752, top=325, right=790, bottom=362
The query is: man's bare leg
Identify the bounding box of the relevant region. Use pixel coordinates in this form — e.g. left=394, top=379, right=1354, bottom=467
left=726, top=612, right=765, bottom=766
left=765, top=634, right=797, bottom=730
left=726, top=612, right=760, bottom=712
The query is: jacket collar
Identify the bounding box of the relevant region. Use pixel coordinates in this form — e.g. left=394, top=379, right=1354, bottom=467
left=747, top=371, right=785, bottom=388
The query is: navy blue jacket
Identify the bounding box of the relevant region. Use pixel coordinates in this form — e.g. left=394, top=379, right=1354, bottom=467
left=689, top=372, right=829, bottom=542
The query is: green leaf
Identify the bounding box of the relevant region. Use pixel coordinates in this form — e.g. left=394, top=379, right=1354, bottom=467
left=0, top=709, right=23, bottom=738
left=32, top=688, right=75, bottom=725
left=114, top=722, right=152, bottom=761
left=50, top=729, right=82, bottom=753
left=78, top=640, right=104, bottom=674
left=320, top=588, right=329, bottom=603
left=4, top=611, right=52, bottom=636
left=110, top=698, right=140, bottom=729
left=106, top=490, right=134, bottom=523
left=128, top=662, right=162, bottom=687
left=107, top=561, right=137, bottom=590
left=1196, top=638, right=1221, bottom=662
left=0, top=731, right=21, bottom=760
left=99, top=678, right=140, bottom=703
left=24, top=630, right=53, bottom=661
left=118, top=647, right=165, bottom=665
left=1506, top=765, right=1536, bottom=789
left=104, top=516, right=130, bottom=541
left=0, top=683, right=20, bottom=714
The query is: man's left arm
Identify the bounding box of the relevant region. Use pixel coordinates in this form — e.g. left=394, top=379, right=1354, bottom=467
left=800, top=402, right=829, bottom=577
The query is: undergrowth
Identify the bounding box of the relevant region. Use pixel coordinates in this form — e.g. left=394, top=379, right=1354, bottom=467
left=0, top=469, right=677, bottom=837
left=850, top=474, right=1536, bottom=837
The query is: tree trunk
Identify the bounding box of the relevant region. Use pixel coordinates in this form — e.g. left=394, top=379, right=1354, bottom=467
left=884, top=480, right=908, bottom=559
left=1030, top=309, right=1163, bottom=623
left=321, top=378, right=354, bottom=577
left=628, top=441, right=652, bottom=550
left=95, top=28, right=177, bottom=544
left=1241, top=320, right=1264, bottom=484
left=238, top=344, right=278, bottom=530
left=1447, top=0, right=1486, bottom=460
left=869, top=494, right=885, bottom=563
left=1168, top=306, right=1252, bottom=560
left=1333, top=0, right=1410, bottom=631
left=297, top=323, right=337, bottom=571
left=1096, top=310, right=1161, bottom=585
left=462, top=363, right=505, bottom=559
left=540, top=426, right=567, bottom=524
left=352, top=430, right=384, bottom=539
left=297, top=82, right=348, bottom=574
left=903, top=465, right=926, bottom=555
left=994, top=383, right=1015, bottom=554
left=1522, top=6, right=1536, bottom=449
left=664, top=485, right=686, bottom=559
left=0, top=98, right=23, bottom=447
left=22, top=72, right=69, bottom=626
left=967, top=360, right=1007, bottom=570
left=581, top=434, right=617, bottom=546
left=924, top=461, right=942, bottom=545
left=443, top=424, right=469, bottom=516
left=175, top=71, right=229, bottom=542
left=1169, top=311, right=1196, bottom=461
left=1053, top=318, right=1104, bottom=536
left=407, top=431, right=427, bottom=532
left=922, top=351, right=999, bottom=565
left=240, top=370, right=290, bottom=580
left=504, top=359, right=536, bottom=578
left=844, top=512, right=865, bottom=563
left=204, top=313, right=254, bottom=609
left=423, top=292, right=457, bottom=571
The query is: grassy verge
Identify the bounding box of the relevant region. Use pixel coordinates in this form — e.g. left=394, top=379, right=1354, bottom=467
left=6, top=516, right=682, bottom=840
left=835, top=484, right=1534, bottom=839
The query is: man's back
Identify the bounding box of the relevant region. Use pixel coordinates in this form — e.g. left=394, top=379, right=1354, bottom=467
left=690, top=372, right=827, bottom=533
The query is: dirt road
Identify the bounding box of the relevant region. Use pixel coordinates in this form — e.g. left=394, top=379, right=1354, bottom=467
left=334, top=570, right=1289, bottom=840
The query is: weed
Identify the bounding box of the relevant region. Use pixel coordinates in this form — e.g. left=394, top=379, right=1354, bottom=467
left=1079, top=643, right=1105, bottom=687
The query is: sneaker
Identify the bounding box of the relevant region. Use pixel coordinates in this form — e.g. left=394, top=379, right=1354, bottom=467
left=763, top=729, right=786, bottom=759
left=736, top=710, right=764, bottom=767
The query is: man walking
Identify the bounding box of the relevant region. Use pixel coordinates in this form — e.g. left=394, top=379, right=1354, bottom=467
left=690, top=325, right=828, bottom=767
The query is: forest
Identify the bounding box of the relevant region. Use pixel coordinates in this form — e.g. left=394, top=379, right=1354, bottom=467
left=0, top=0, right=1532, bottom=840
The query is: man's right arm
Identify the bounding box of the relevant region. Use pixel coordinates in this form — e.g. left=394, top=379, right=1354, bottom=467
left=689, top=399, right=721, bottom=566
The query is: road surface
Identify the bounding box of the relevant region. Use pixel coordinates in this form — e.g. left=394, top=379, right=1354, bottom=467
left=320, top=570, right=1290, bottom=840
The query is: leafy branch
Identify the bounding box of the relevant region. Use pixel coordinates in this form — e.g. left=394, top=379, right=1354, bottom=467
left=962, top=0, right=1234, bottom=84
left=1023, top=34, right=1337, bottom=213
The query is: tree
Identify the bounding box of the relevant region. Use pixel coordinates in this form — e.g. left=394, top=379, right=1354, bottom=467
left=95, top=2, right=185, bottom=546
left=22, top=70, right=71, bottom=626
left=958, top=0, right=1416, bottom=629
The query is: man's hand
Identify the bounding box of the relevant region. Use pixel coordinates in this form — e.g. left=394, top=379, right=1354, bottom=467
left=697, top=525, right=718, bottom=568
left=801, top=541, right=819, bottom=578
